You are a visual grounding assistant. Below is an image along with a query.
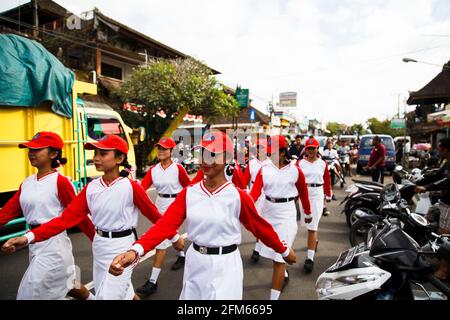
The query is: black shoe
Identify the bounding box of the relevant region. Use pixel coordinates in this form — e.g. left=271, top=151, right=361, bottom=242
left=250, top=250, right=260, bottom=263
left=332, top=195, right=337, bottom=201
left=304, top=259, right=314, bottom=273
left=282, top=270, right=290, bottom=291
left=136, top=280, right=158, bottom=297
left=323, top=208, right=330, bottom=216
left=171, top=256, right=185, bottom=270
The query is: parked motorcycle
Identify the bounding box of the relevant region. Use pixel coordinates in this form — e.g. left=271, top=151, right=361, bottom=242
left=317, top=185, right=450, bottom=300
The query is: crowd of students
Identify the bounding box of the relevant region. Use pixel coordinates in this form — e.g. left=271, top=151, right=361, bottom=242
left=1, top=130, right=336, bottom=300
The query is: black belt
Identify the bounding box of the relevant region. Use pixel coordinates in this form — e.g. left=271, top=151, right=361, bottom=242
left=96, top=228, right=137, bottom=239
left=158, top=193, right=178, bottom=198
left=265, top=195, right=298, bottom=203
left=29, top=224, right=40, bottom=230
left=307, top=183, right=323, bottom=187
left=193, top=243, right=237, bottom=255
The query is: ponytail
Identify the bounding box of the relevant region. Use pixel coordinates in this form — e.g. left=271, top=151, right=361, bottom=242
left=48, top=147, right=67, bottom=168
left=280, top=148, right=292, bottom=164
left=115, top=150, right=133, bottom=177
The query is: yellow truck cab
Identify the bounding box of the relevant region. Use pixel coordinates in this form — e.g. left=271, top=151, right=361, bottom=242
left=0, top=34, right=135, bottom=242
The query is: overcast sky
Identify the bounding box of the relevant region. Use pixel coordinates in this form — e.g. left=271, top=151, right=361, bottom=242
left=2, top=0, right=450, bottom=125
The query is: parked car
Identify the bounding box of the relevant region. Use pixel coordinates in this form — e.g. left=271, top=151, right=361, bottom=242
left=356, top=134, right=396, bottom=174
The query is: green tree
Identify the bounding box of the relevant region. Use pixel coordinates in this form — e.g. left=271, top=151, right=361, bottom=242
left=326, top=122, right=346, bottom=136
left=366, top=117, right=403, bottom=137
left=114, top=58, right=239, bottom=167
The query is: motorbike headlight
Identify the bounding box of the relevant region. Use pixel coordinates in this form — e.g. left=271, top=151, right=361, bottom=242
left=316, top=274, right=385, bottom=299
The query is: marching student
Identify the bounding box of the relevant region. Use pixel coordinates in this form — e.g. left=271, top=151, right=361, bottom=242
left=136, top=137, right=191, bottom=297
left=0, top=131, right=95, bottom=300
left=297, top=138, right=332, bottom=273
left=108, top=131, right=296, bottom=300
left=250, top=135, right=312, bottom=300
left=242, top=138, right=268, bottom=263
left=2, top=134, right=183, bottom=300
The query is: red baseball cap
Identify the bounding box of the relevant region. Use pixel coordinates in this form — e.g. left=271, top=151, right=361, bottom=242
left=84, top=135, right=128, bottom=155
left=194, top=131, right=234, bottom=154
left=267, top=135, right=288, bottom=154
left=19, top=131, right=64, bottom=150
left=305, top=138, right=320, bottom=148
left=156, top=137, right=176, bottom=149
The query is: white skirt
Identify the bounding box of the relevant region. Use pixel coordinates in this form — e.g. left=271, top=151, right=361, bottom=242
left=17, top=231, right=76, bottom=300
left=258, top=199, right=297, bottom=263
left=93, top=233, right=136, bottom=300
left=154, top=196, right=176, bottom=250
left=300, top=187, right=325, bottom=231
left=180, top=244, right=243, bottom=300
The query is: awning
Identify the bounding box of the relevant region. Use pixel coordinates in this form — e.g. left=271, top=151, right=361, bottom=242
left=427, top=109, right=450, bottom=125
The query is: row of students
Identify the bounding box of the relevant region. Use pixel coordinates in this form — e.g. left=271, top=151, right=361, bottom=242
left=2, top=131, right=331, bottom=300
left=3, top=134, right=183, bottom=300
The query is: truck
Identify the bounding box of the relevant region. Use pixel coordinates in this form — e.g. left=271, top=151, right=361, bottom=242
left=0, top=34, right=136, bottom=242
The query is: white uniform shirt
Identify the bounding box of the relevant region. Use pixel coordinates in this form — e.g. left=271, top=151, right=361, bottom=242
left=322, top=148, right=338, bottom=159
left=141, top=162, right=190, bottom=194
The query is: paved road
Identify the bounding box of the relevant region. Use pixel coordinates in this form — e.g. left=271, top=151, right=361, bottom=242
left=0, top=172, right=389, bottom=300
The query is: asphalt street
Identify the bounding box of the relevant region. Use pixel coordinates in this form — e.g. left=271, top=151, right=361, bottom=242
left=0, top=171, right=388, bottom=300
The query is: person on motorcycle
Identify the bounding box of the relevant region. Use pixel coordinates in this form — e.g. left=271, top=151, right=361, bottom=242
left=416, top=137, right=450, bottom=282
left=338, top=140, right=352, bottom=177
left=322, top=140, right=344, bottom=181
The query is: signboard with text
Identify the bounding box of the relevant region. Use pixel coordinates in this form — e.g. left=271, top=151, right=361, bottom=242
left=235, top=87, right=249, bottom=108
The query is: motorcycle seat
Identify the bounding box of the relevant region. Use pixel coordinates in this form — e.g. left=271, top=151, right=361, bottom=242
left=351, top=179, right=384, bottom=188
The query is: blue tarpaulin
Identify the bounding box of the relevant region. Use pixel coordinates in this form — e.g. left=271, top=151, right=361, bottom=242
left=0, top=34, right=74, bottom=118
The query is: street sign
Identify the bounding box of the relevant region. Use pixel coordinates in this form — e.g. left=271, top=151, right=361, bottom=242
left=250, top=109, right=255, bottom=121
left=236, top=87, right=249, bottom=108
left=391, top=118, right=406, bottom=129
left=279, top=92, right=297, bottom=108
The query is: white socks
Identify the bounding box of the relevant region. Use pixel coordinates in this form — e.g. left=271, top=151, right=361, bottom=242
left=150, top=267, right=161, bottom=284
left=307, top=249, right=315, bottom=261
left=86, top=292, right=95, bottom=300
left=177, top=251, right=185, bottom=257
left=270, top=289, right=281, bottom=300
left=255, top=241, right=261, bottom=252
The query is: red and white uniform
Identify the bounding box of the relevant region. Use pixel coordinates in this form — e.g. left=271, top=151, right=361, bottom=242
left=140, top=161, right=190, bottom=249
left=243, top=157, right=268, bottom=212
left=131, top=181, right=288, bottom=300
left=0, top=171, right=95, bottom=300
left=250, top=160, right=311, bottom=263
left=25, top=176, right=174, bottom=300
left=297, top=158, right=332, bottom=231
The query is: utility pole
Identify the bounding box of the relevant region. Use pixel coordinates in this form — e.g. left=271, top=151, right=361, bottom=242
left=32, top=0, right=39, bottom=38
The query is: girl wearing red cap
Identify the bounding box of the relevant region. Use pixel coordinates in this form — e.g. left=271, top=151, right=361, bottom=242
left=108, top=130, right=296, bottom=300
left=250, top=135, right=312, bottom=300
left=3, top=134, right=183, bottom=300
left=297, top=138, right=332, bottom=273
left=135, top=137, right=191, bottom=297
left=243, top=137, right=269, bottom=263
left=0, top=131, right=95, bottom=300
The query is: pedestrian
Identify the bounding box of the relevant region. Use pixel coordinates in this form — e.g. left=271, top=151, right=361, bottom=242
left=297, top=138, right=332, bottom=273
left=108, top=131, right=296, bottom=300
left=135, top=137, right=191, bottom=297
left=2, top=135, right=183, bottom=300
left=364, top=135, right=386, bottom=184
left=0, top=131, right=95, bottom=300
left=288, top=134, right=304, bottom=159
left=250, top=135, right=312, bottom=300
left=242, top=137, right=269, bottom=263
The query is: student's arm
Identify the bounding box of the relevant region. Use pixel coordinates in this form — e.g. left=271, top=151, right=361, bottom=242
left=238, top=189, right=289, bottom=256
left=322, top=161, right=332, bottom=198
left=140, top=166, right=154, bottom=191
left=131, top=188, right=188, bottom=256
left=57, top=175, right=95, bottom=241
left=176, top=163, right=192, bottom=187
left=0, top=186, right=23, bottom=228
left=27, top=186, right=91, bottom=243
left=232, top=164, right=246, bottom=189
left=295, top=167, right=312, bottom=214
left=249, top=169, right=263, bottom=202
left=243, top=162, right=251, bottom=187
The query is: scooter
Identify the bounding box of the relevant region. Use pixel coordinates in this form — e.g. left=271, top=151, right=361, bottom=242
left=323, top=156, right=345, bottom=188
left=316, top=192, right=450, bottom=300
